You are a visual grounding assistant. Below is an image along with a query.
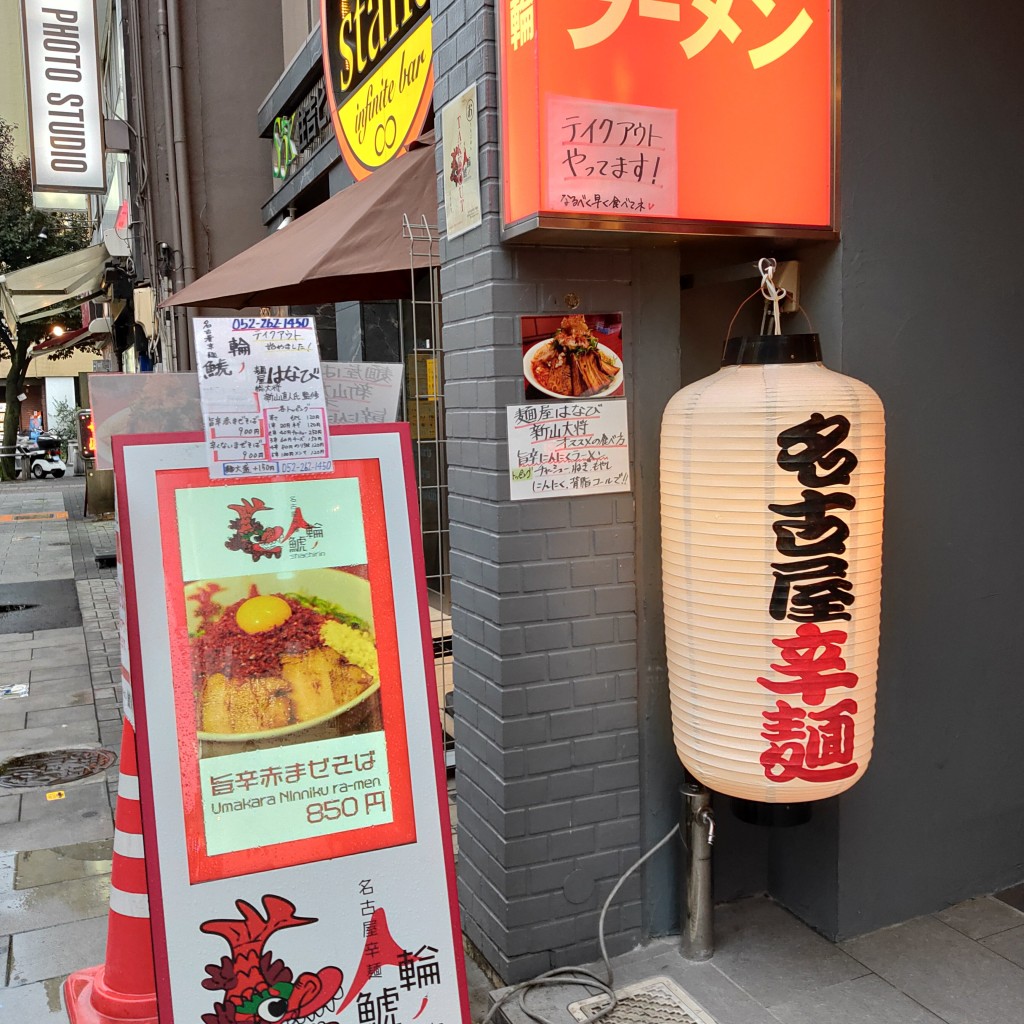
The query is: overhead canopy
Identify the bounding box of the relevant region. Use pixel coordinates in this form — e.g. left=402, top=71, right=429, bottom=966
left=0, top=244, right=110, bottom=326
left=163, top=140, right=438, bottom=309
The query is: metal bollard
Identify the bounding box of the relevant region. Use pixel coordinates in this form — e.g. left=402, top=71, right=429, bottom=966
left=680, top=782, right=715, bottom=961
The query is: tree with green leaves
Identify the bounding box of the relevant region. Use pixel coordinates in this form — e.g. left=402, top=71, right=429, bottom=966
left=48, top=396, right=79, bottom=462
left=0, top=118, right=92, bottom=479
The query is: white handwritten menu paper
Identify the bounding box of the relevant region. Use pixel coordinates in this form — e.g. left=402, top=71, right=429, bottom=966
left=194, top=317, right=332, bottom=478
left=506, top=399, right=631, bottom=500
left=322, top=362, right=404, bottom=424
left=547, top=96, right=678, bottom=218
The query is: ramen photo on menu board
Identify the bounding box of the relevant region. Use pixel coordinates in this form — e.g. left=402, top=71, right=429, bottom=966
left=186, top=569, right=382, bottom=755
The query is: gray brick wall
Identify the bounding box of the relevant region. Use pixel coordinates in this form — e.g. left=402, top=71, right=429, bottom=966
left=433, top=0, right=645, bottom=983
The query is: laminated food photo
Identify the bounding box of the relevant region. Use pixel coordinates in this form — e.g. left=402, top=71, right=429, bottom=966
left=521, top=312, right=624, bottom=401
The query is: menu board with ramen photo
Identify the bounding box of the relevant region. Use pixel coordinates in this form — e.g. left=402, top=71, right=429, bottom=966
left=155, top=464, right=415, bottom=883
left=114, top=427, right=468, bottom=1024
left=521, top=312, right=625, bottom=402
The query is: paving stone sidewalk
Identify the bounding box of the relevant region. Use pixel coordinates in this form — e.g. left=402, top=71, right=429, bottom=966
left=0, top=477, right=119, bottom=1020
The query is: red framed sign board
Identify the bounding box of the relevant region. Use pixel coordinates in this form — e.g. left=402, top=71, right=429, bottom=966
left=498, top=0, right=836, bottom=239
left=114, top=425, right=469, bottom=1024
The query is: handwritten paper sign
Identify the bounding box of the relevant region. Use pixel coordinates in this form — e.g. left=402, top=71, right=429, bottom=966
left=194, top=317, right=331, bottom=478
left=506, top=398, right=631, bottom=500
left=546, top=95, right=677, bottom=217
left=322, top=362, right=403, bottom=425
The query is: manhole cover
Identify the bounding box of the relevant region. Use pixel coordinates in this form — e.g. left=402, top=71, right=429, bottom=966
left=568, top=977, right=719, bottom=1024
left=0, top=749, right=117, bottom=789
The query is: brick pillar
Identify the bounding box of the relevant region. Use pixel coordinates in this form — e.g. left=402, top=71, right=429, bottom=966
left=434, top=1, right=647, bottom=982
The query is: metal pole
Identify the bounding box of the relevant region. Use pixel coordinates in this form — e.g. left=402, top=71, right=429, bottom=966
left=680, top=782, right=715, bottom=961
left=154, top=0, right=189, bottom=371
left=167, top=0, right=196, bottom=291
left=166, top=0, right=196, bottom=372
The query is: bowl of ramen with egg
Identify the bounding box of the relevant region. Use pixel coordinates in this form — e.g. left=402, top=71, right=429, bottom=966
left=185, top=569, right=380, bottom=744
left=523, top=315, right=623, bottom=400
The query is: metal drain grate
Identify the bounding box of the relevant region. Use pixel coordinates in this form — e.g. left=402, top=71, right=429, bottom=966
left=568, top=977, right=719, bottom=1024
left=0, top=748, right=117, bottom=789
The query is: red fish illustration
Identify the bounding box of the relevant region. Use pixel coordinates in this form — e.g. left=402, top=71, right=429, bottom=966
left=200, top=896, right=415, bottom=1024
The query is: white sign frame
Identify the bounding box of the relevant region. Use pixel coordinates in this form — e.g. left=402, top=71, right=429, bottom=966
left=113, top=425, right=470, bottom=1024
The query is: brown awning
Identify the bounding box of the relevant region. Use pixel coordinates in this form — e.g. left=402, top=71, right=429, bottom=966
left=162, top=140, right=438, bottom=309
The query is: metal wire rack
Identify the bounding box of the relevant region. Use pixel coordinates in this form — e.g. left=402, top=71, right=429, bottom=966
left=402, top=215, right=453, bottom=768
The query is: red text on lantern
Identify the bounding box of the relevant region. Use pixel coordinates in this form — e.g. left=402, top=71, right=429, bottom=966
left=757, top=623, right=858, bottom=706
left=760, top=697, right=859, bottom=782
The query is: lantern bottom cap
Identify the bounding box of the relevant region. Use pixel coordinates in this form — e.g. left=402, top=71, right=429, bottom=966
left=731, top=798, right=813, bottom=827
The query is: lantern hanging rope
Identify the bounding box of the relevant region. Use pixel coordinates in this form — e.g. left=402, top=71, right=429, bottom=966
left=724, top=258, right=806, bottom=341
left=758, top=258, right=786, bottom=336
left=661, top=268, right=885, bottom=804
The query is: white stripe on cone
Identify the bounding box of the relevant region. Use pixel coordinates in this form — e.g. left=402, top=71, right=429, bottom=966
left=118, top=771, right=140, bottom=800
left=113, top=829, right=145, bottom=858
left=109, top=885, right=150, bottom=919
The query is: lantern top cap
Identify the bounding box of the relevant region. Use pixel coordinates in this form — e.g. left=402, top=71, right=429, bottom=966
left=722, top=334, right=822, bottom=366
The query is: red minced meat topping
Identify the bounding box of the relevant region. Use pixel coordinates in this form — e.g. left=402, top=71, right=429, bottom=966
left=192, top=597, right=326, bottom=680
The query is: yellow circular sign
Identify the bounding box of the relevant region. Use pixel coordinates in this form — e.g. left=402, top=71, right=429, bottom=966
left=322, top=3, right=434, bottom=180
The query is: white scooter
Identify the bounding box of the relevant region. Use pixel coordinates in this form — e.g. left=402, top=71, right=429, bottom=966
left=16, top=431, right=67, bottom=478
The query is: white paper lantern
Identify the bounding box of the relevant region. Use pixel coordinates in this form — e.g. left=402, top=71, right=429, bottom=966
left=660, top=335, right=884, bottom=803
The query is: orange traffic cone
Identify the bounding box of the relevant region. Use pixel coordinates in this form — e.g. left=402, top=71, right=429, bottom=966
left=65, top=719, right=159, bottom=1023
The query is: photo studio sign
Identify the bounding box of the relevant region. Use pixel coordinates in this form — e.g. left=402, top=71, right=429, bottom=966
left=20, top=0, right=106, bottom=193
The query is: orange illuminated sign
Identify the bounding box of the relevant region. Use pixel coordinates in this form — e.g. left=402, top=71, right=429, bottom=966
left=498, top=0, right=835, bottom=238
left=77, top=409, right=96, bottom=459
